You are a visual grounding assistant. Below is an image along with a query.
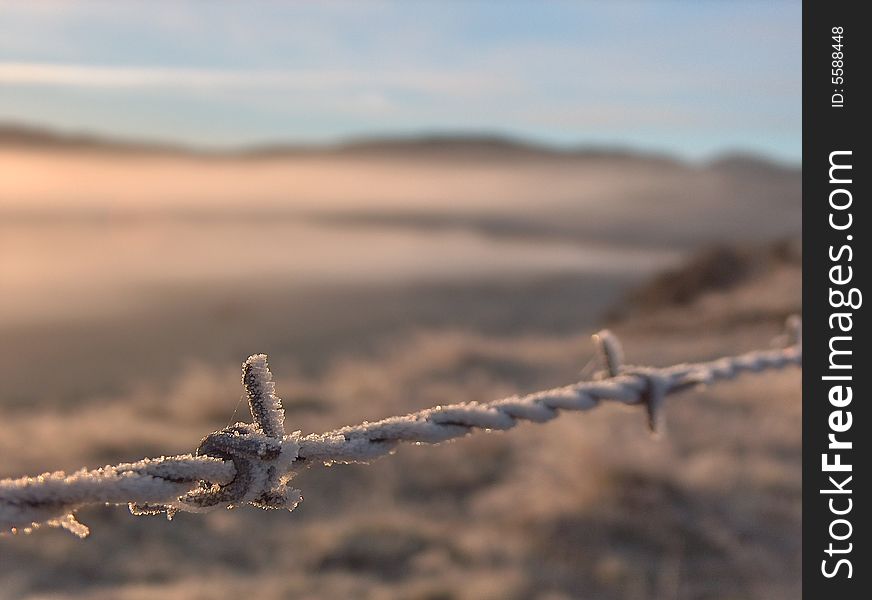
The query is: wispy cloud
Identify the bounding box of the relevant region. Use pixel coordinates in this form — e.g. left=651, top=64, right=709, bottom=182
left=0, top=62, right=512, bottom=96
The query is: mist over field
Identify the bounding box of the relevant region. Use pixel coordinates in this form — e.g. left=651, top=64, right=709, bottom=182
left=0, top=128, right=801, bottom=599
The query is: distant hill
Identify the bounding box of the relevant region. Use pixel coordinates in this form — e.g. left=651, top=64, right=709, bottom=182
left=0, top=123, right=687, bottom=166
left=1, top=122, right=801, bottom=249
left=705, top=151, right=800, bottom=178
left=0, top=123, right=801, bottom=173
left=0, top=123, right=187, bottom=154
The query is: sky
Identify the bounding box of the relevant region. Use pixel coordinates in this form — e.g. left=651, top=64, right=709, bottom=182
left=0, top=1, right=801, bottom=163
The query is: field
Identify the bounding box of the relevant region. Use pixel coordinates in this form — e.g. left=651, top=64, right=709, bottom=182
left=0, top=137, right=800, bottom=599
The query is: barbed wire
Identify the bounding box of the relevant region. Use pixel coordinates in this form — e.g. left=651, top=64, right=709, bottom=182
left=0, top=319, right=801, bottom=538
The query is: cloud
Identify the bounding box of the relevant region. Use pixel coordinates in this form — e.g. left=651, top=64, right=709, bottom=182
left=0, top=62, right=514, bottom=97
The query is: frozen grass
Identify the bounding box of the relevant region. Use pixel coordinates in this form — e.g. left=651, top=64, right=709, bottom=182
left=0, top=251, right=800, bottom=599
left=0, top=136, right=801, bottom=599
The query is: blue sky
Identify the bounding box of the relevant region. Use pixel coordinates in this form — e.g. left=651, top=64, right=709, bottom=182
left=0, top=1, right=801, bottom=162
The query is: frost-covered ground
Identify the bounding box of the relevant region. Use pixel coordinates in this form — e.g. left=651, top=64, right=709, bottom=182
left=0, top=145, right=799, bottom=599
left=0, top=247, right=800, bottom=600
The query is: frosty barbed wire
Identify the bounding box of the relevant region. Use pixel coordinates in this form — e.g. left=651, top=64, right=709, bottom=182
left=0, top=320, right=801, bottom=538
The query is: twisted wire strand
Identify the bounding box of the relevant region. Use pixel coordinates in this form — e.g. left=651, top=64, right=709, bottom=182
left=0, top=327, right=801, bottom=538
left=295, top=342, right=801, bottom=464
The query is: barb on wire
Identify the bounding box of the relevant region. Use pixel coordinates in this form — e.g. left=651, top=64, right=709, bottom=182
left=0, top=320, right=801, bottom=538
left=593, top=330, right=670, bottom=435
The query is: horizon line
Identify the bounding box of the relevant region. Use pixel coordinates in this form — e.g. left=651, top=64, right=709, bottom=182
left=0, top=121, right=801, bottom=169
